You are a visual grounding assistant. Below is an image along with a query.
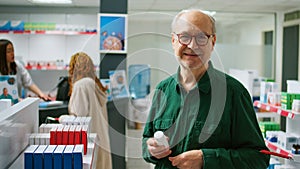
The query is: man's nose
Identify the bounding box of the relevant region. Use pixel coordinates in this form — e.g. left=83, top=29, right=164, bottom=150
left=187, top=37, right=199, bottom=49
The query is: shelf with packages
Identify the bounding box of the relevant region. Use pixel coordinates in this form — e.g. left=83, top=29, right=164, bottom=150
left=0, top=30, right=97, bottom=35
left=265, top=139, right=293, bottom=158
left=0, top=98, right=97, bottom=168
left=10, top=134, right=96, bottom=169
left=254, top=100, right=300, bottom=167
left=265, top=139, right=300, bottom=167
left=254, top=100, right=300, bottom=119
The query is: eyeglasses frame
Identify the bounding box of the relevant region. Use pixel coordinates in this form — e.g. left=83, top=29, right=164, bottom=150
left=172, top=32, right=215, bottom=46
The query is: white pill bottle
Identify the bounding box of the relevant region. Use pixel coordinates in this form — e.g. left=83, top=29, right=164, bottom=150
left=154, top=131, right=169, bottom=147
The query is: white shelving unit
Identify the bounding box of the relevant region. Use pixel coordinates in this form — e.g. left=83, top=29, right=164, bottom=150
left=0, top=13, right=99, bottom=67
left=254, top=101, right=300, bottom=167
left=0, top=30, right=96, bottom=35
left=0, top=98, right=39, bottom=168
left=0, top=98, right=96, bottom=168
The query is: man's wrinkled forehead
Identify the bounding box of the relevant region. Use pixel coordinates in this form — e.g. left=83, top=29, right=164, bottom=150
left=171, top=9, right=216, bottom=35
left=173, top=16, right=211, bottom=35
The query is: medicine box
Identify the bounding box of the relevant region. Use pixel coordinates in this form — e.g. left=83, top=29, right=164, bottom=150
left=33, top=145, right=48, bottom=169
left=60, top=115, right=76, bottom=125
left=277, top=132, right=298, bottom=150
left=24, top=145, right=39, bottom=169
left=74, top=125, right=82, bottom=145
left=29, top=133, right=50, bottom=145
left=40, top=123, right=63, bottom=133
left=68, top=125, right=76, bottom=145
left=50, top=126, right=57, bottom=145
left=287, top=80, right=300, bottom=94
left=281, top=92, right=300, bottom=110
left=81, top=125, right=88, bottom=155
left=10, top=20, right=24, bottom=31
left=0, top=20, right=11, bottom=31
left=29, top=133, right=36, bottom=145
left=44, top=145, right=57, bottom=169
left=73, top=144, right=84, bottom=169
left=260, top=81, right=279, bottom=103
left=73, top=117, right=82, bottom=125
left=79, top=116, right=87, bottom=125
left=62, top=125, right=70, bottom=145
left=63, top=145, right=74, bottom=169
left=56, top=125, right=64, bottom=145
left=53, top=145, right=65, bottom=169
left=259, top=121, right=281, bottom=138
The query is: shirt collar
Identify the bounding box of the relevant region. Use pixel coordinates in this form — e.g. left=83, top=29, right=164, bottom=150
left=175, top=61, right=214, bottom=94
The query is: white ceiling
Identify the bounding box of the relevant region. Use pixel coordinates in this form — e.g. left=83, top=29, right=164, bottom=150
left=0, top=0, right=300, bottom=27
left=0, top=0, right=300, bottom=13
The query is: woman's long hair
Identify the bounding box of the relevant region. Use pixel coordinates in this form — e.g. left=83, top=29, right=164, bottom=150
left=0, top=39, right=17, bottom=75
left=68, top=52, right=107, bottom=96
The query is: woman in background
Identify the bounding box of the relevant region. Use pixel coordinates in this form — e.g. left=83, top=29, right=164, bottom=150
left=0, top=39, right=50, bottom=101
left=68, top=52, right=112, bottom=169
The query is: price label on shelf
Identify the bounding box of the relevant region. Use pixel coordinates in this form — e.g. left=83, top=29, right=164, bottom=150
left=277, top=109, right=281, bottom=114
left=288, top=113, right=293, bottom=119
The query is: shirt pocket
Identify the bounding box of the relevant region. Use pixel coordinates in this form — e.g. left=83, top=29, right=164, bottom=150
left=154, top=119, right=173, bottom=132
left=192, top=121, right=224, bottom=146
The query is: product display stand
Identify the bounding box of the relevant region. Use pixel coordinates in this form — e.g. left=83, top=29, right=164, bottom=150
left=0, top=98, right=96, bottom=168
left=254, top=100, right=300, bottom=167
left=0, top=98, right=39, bottom=168
left=9, top=133, right=96, bottom=169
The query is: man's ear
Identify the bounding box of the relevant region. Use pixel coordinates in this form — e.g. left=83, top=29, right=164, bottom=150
left=212, top=35, right=216, bottom=46
left=171, top=34, right=176, bottom=49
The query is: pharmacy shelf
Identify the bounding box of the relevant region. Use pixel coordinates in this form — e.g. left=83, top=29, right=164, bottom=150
left=256, top=112, right=280, bottom=118
left=264, top=139, right=293, bottom=158
left=254, top=101, right=300, bottom=119
left=25, top=67, right=99, bottom=71
left=9, top=133, right=97, bottom=169
left=0, top=30, right=96, bottom=35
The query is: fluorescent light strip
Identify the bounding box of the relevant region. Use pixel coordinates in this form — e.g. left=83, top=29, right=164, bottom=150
left=28, top=0, right=72, bottom=4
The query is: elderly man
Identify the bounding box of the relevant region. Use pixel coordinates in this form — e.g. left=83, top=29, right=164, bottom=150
left=142, top=9, right=270, bottom=169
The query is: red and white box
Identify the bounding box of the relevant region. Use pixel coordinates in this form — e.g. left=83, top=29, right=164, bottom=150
left=81, top=125, right=88, bottom=155
left=68, top=125, right=76, bottom=145
left=74, top=125, right=82, bottom=145
left=56, top=125, right=64, bottom=145
left=50, top=126, right=57, bottom=145
left=62, top=125, right=70, bottom=145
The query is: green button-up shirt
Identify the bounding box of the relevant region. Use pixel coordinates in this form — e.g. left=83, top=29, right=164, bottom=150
left=142, top=62, right=270, bottom=169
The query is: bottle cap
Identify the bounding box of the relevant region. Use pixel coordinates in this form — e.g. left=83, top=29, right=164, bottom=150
left=154, top=131, right=164, bottom=139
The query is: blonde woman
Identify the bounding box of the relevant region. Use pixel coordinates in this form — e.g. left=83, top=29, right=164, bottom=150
left=68, top=52, right=112, bottom=169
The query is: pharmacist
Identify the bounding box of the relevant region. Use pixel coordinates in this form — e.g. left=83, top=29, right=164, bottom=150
left=0, top=39, right=50, bottom=101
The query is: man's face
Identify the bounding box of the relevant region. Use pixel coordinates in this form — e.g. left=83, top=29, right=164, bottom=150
left=3, top=89, right=8, bottom=96
left=172, top=11, right=216, bottom=70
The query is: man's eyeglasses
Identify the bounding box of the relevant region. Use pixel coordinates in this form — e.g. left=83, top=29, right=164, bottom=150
left=173, top=32, right=214, bottom=46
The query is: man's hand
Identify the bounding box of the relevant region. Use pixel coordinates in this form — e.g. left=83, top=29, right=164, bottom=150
left=169, top=150, right=204, bottom=169
left=147, top=137, right=172, bottom=159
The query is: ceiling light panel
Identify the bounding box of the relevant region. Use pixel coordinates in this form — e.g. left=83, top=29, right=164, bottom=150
left=28, top=0, right=72, bottom=4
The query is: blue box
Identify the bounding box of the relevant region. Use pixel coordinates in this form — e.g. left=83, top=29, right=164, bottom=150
left=63, top=145, right=74, bottom=169
left=73, top=144, right=84, bottom=169
left=33, top=145, right=48, bottom=169
left=53, top=145, right=65, bottom=169
left=24, top=145, right=39, bottom=169
left=44, top=145, right=57, bottom=169
left=0, top=20, right=11, bottom=31
left=10, top=20, right=24, bottom=31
